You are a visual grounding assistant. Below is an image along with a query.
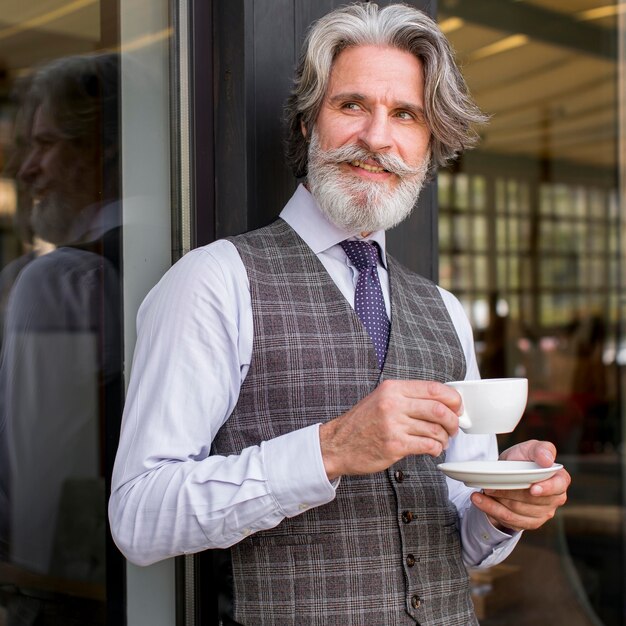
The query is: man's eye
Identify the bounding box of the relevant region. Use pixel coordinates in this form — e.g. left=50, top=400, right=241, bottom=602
left=342, top=102, right=361, bottom=111
left=36, top=137, right=59, bottom=149
left=395, top=111, right=414, bottom=120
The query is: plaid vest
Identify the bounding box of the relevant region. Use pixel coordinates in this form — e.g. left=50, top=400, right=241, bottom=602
left=213, top=219, right=477, bottom=625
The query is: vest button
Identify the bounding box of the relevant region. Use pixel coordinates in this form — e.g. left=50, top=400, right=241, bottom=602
left=401, top=510, right=414, bottom=523
left=406, top=554, right=416, bottom=567
left=394, top=470, right=405, bottom=483
left=411, top=595, right=422, bottom=609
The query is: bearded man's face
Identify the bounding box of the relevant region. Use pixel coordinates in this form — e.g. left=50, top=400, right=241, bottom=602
left=305, top=45, right=432, bottom=233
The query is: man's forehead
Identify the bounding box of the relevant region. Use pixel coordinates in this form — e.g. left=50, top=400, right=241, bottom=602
left=325, top=45, right=425, bottom=103
left=31, top=104, right=64, bottom=139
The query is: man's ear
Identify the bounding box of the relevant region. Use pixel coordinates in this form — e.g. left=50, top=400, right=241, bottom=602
left=300, top=120, right=307, bottom=139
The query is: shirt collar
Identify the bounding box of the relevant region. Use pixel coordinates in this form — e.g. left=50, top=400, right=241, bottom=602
left=65, top=200, right=121, bottom=245
left=280, top=184, right=388, bottom=268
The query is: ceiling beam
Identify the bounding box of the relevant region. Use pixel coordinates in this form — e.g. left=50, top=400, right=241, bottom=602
left=440, top=0, right=616, bottom=59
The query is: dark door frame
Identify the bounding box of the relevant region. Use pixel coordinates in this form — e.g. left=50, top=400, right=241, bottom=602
left=173, top=1, right=438, bottom=624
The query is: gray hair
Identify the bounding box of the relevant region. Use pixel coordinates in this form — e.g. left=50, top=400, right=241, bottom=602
left=26, top=53, right=120, bottom=196
left=27, top=53, right=119, bottom=154
left=284, top=2, right=487, bottom=178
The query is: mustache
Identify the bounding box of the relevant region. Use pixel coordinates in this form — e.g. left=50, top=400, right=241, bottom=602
left=310, top=142, right=426, bottom=178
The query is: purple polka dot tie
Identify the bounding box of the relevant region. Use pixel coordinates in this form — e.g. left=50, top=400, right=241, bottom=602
left=340, top=240, right=390, bottom=369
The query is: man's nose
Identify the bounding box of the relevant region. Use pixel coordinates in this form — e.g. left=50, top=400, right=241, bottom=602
left=17, top=147, right=39, bottom=185
left=357, top=110, right=392, bottom=153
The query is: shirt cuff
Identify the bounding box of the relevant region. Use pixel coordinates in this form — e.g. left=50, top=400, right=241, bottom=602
left=461, top=503, right=523, bottom=568
left=261, top=423, right=337, bottom=518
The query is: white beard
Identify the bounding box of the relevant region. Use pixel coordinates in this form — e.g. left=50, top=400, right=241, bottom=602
left=306, top=131, right=429, bottom=233
left=30, top=192, right=78, bottom=245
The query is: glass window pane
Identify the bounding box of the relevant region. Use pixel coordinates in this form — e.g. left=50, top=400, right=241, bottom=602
left=497, top=216, right=507, bottom=251
left=473, top=175, right=487, bottom=211
left=451, top=254, right=473, bottom=291
left=474, top=215, right=488, bottom=251
left=439, top=213, right=452, bottom=251
left=455, top=173, right=470, bottom=210
left=438, top=4, right=625, bottom=623
left=508, top=217, right=519, bottom=251
left=454, top=215, right=473, bottom=250
left=0, top=6, right=125, bottom=623
left=474, top=255, right=489, bottom=289
left=439, top=253, right=453, bottom=290
left=0, top=2, right=173, bottom=624
left=438, top=171, right=452, bottom=207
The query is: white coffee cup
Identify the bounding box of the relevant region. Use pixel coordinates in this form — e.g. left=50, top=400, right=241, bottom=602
left=445, top=378, right=528, bottom=435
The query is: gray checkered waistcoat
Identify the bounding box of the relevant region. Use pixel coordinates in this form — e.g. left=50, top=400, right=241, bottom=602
left=214, top=219, right=478, bottom=626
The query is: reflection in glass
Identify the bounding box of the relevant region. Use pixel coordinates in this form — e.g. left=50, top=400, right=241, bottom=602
left=439, top=0, right=624, bottom=623
left=0, top=8, right=123, bottom=621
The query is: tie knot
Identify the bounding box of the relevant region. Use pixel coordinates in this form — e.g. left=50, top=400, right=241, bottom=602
left=340, top=239, right=380, bottom=271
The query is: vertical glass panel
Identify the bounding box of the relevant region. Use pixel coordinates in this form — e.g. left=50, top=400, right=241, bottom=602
left=518, top=217, right=530, bottom=253
left=508, top=217, right=519, bottom=251
left=439, top=171, right=452, bottom=207
left=474, top=255, right=489, bottom=289
left=474, top=215, right=488, bottom=251
left=590, top=222, right=606, bottom=253
left=554, top=184, right=570, bottom=216
left=495, top=177, right=506, bottom=211
left=574, top=186, right=587, bottom=218
left=507, top=179, right=519, bottom=213
left=497, top=256, right=508, bottom=288
left=0, top=6, right=121, bottom=623
left=455, top=173, right=470, bottom=210
left=439, top=253, right=453, bottom=290
left=589, top=188, right=606, bottom=218
left=438, top=1, right=624, bottom=623
left=540, top=219, right=553, bottom=252
left=519, top=183, right=530, bottom=215
left=439, top=213, right=452, bottom=251
left=454, top=214, right=473, bottom=250
left=0, top=1, right=173, bottom=624
left=473, top=175, right=487, bottom=211
left=496, top=216, right=507, bottom=251
left=539, top=183, right=553, bottom=215
left=508, top=256, right=520, bottom=290
left=452, top=254, right=473, bottom=290
left=520, top=257, right=532, bottom=289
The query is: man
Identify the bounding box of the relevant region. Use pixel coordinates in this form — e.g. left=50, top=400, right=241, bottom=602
left=1, top=53, right=120, bottom=587
left=110, top=4, right=569, bottom=625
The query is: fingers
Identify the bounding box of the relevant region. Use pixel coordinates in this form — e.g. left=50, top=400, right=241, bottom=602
left=471, top=468, right=570, bottom=532
left=371, top=381, right=461, bottom=451
left=379, top=379, right=462, bottom=432
left=489, top=468, right=570, bottom=499
left=471, top=492, right=552, bottom=532
left=394, top=379, right=464, bottom=415
left=529, top=467, right=571, bottom=496
left=319, top=379, right=464, bottom=479
left=499, top=439, right=557, bottom=468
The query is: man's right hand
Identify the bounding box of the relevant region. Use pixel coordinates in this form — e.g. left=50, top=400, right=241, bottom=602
left=319, top=380, right=463, bottom=481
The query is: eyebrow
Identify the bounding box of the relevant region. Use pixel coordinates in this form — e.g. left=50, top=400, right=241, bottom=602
left=328, top=92, right=425, bottom=117
left=31, top=131, right=65, bottom=144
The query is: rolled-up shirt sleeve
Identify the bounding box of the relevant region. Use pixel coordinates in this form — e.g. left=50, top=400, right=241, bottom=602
left=109, top=242, right=336, bottom=566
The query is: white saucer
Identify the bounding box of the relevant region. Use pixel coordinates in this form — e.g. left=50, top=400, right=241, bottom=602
left=437, top=461, right=563, bottom=490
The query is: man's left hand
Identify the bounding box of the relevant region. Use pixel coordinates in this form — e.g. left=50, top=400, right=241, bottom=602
left=469, top=439, right=570, bottom=533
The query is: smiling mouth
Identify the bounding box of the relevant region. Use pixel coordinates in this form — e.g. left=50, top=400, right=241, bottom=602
left=349, top=159, right=389, bottom=174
